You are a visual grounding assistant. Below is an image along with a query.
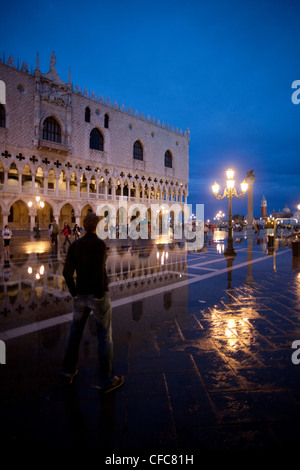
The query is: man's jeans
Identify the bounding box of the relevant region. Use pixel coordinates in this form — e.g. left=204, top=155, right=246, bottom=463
left=63, top=292, right=114, bottom=386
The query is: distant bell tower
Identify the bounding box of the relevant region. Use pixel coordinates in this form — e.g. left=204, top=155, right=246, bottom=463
left=261, top=194, right=267, bottom=218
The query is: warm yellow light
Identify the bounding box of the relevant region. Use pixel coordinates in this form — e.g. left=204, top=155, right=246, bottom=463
left=298, top=204, right=300, bottom=211
left=227, top=179, right=235, bottom=189
left=36, top=273, right=40, bottom=280
left=28, top=201, right=32, bottom=207
left=226, top=169, right=234, bottom=180
left=28, top=266, right=32, bottom=274
left=39, top=265, right=45, bottom=275
left=40, top=201, right=45, bottom=208
left=241, top=180, right=248, bottom=193
left=212, top=182, right=219, bottom=195
left=36, top=196, right=40, bottom=202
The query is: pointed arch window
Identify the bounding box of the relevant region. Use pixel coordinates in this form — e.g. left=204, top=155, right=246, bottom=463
left=133, top=141, right=143, bottom=161
left=0, top=104, right=5, bottom=128
left=90, top=128, right=104, bottom=151
left=104, top=113, right=109, bottom=129
left=43, top=116, right=61, bottom=143
left=164, top=150, right=172, bottom=168
left=85, top=107, right=91, bottom=122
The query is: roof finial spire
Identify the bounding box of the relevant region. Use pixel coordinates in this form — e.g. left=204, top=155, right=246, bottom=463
left=49, top=51, right=56, bottom=72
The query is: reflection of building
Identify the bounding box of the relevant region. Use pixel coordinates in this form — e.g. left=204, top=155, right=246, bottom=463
left=0, top=241, right=189, bottom=374
left=0, top=52, right=189, bottom=231
left=0, top=241, right=188, bottom=337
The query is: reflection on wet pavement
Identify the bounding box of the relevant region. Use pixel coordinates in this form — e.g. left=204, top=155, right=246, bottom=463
left=1, top=231, right=300, bottom=455
left=0, top=236, right=188, bottom=335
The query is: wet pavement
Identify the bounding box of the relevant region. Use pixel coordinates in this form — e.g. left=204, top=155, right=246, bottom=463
left=1, top=230, right=300, bottom=462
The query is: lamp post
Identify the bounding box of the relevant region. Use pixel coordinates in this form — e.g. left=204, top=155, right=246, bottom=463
left=214, top=210, right=225, bottom=228
left=28, top=196, right=45, bottom=239
left=212, top=169, right=248, bottom=257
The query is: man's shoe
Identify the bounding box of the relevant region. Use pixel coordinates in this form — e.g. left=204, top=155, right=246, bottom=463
left=60, top=369, right=78, bottom=385
left=92, top=375, right=125, bottom=394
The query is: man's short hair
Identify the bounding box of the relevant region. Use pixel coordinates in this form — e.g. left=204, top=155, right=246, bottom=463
left=83, top=213, right=100, bottom=233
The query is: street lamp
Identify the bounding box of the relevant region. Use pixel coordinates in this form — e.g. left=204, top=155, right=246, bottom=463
left=214, top=210, right=225, bottom=228
left=28, top=196, right=45, bottom=239
left=212, top=169, right=248, bottom=256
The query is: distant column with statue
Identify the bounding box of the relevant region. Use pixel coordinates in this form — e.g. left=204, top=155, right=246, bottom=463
left=245, top=170, right=256, bottom=228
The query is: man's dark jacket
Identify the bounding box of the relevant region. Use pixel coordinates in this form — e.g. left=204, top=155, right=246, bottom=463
left=63, top=232, right=108, bottom=298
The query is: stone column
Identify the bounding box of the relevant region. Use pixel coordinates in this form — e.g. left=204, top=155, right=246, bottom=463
left=245, top=174, right=256, bottom=228
left=53, top=213, right=60, bottom=228
left=2, top=210, right=9, bottom=229
left=29, top=210, right=36, bottom=232
left=32, top=175, right=35, bottom=193
left=55, top=177, right=59, bottom=196
left=18, top=173, right=22, bottom=193
left=4, top=171, right=8, bottom=191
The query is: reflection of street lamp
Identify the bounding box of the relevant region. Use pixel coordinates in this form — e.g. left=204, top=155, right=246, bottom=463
left=28, top=196, right=45, bottom=239
left=212, top=169, right=248, bottom=257
left=28, top=264, right=45, bottom=279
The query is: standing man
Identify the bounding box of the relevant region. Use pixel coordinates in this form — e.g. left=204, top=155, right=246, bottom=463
left=61, top=212, right=124, bottom=393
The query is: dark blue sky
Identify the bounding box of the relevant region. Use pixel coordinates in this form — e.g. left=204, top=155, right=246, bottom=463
left=1, top=0, right=300, bottom=221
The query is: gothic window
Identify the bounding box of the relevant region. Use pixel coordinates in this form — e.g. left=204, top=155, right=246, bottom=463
left=0, top=104, right=5, bottom=128
left=43, top=116, right=61, bottom=143
left=85, top=107, right=91, bottom=122
left=164, top=150, right=172, bottom=168
left=104, top=113, right=109, bottom=129
left=90, top=128, right=104, bottom=151
left=133, top=141, right=143, bottom=161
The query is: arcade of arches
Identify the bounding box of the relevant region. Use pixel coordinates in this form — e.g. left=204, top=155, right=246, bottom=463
left=0, top=160, right=187, bottom=232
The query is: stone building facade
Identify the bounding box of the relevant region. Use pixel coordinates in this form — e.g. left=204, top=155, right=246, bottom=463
left=0, top=52, right=190, bottom=233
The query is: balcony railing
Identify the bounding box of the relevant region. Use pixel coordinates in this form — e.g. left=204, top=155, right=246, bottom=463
left=0, top=184, right=180, bottom=203
left=38, top=139, right=69, bottom=154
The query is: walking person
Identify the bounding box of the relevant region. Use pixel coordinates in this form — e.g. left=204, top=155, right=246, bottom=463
left=48, top=222, right=53, bottom=238
left=51, top=219, right=59, bottom=248
left=61, top=212, right=124, bottom=393
left=204, top=223, right=208, bottom=242
left=61, top=221, right=71, bottom=247
left=2, top=225, right=12, bottom=259
left=72, top=223, right=81, bottom=240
